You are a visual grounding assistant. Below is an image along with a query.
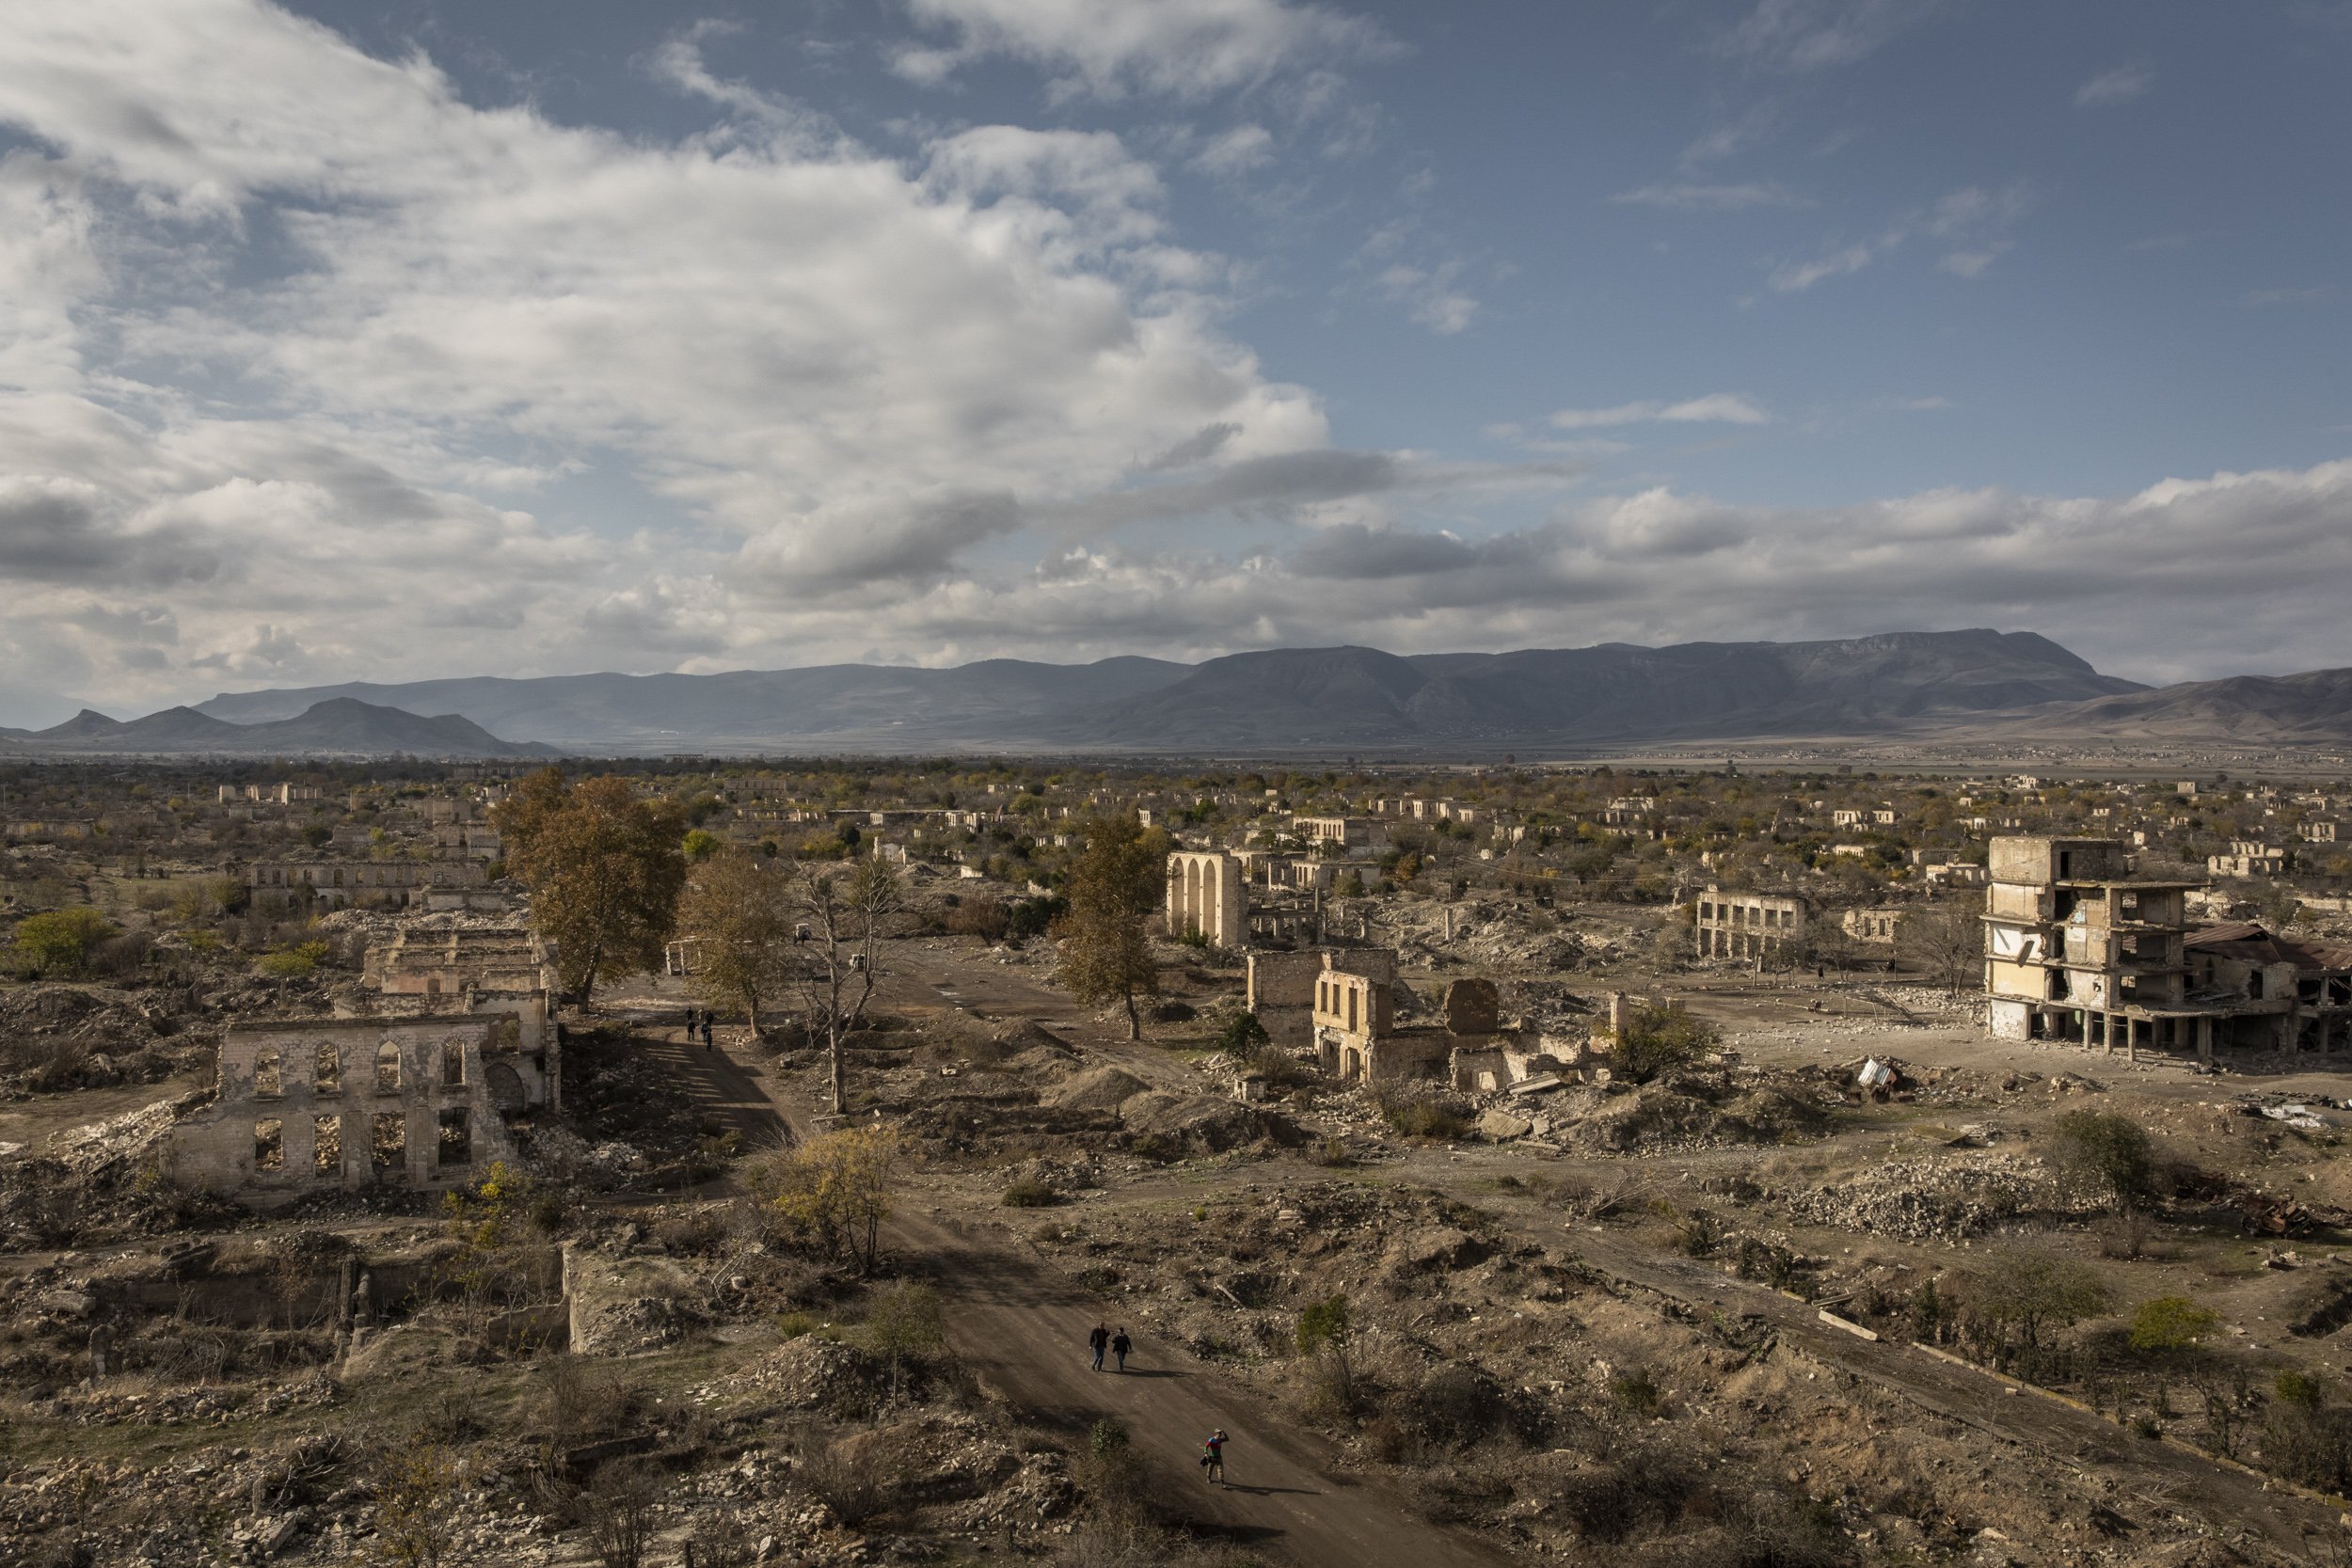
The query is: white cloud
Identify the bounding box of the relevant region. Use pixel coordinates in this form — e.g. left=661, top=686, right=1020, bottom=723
left=1612, top=181, right=1812, bottom=212
left=1715, top=0, right=1943, bottom=72
left=0, top=0, right=1335, bottom=708
left=1192, top=123, right=1277, bottom=178
left=1376, top=262, right=1477, bottom=335
left=892, top=0, right=1399, bottom=99
left=1770, top=242, right=1881, bottom=292
left=2074, top=63, right=2153, bottom=107
left=1549, top=395, right=1772, bottom=431
left=1770, top=179, right=2034, bottom=292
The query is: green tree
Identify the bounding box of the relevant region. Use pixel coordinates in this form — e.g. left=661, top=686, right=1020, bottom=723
left=1057, top=816, right=1168, bottom=1040
left=678, top=849, right=791, bottom=1038
left=863, top=1281, right=945, bottom=1401
left=11, top=908, right=118, bottom=977
left=2051, top=1109, right=2156, bottom=1211
left=681, top=829, right=724, bottom=863
left=492, top=769, right=688, bottom=1005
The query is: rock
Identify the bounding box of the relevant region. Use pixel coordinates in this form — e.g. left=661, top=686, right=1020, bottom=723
left=1391, top=1225, right=1486, bottom=1273
left=1475, top=1110, right=1533, bottom=1142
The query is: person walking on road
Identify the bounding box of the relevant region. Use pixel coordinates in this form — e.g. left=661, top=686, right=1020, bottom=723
left=702, top=1016, right=715, bottom=1049
left=684, top=1006, right=699, bottom=1040
left=1201, top=1429, right=1227, bottom=1486
left=1088, top=1323, right=1110, bottom=1371
left=1111, top=1328, right=1132, bottom=1372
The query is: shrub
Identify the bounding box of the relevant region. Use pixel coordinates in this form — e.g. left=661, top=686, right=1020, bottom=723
left=257, top=940, right=332, bottom=979
left=1610, top=1367, right=1663, bottom=1417
left=1001, top=1177, right=1058, bottom=1208
left=1214, top=1010, right=1271, bottom=1055
left=11, top=908, right=119, bottom=978
left=2128, top=1296, right=2219, bottom=1356
left=796, top=1434, right=892, bottom=1526
left=1296, top=1293, right=1351, bottom=1355
left=944, top=896, right=1010, bottom=940
left=1613, top=1000, right=1719, bottom=1085
left=2052, top=1110, right=2156, bottom=1210
left=1373, top=1085, right=1471, bottom=1140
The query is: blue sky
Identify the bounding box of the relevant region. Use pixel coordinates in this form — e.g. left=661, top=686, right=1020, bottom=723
left=0, top=0, right=2346, bottom=724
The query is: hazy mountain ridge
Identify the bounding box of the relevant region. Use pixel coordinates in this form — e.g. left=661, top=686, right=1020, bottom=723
left=13, top=631, right=2342, bottom=757
left=0, top=699, right=552, bottom=757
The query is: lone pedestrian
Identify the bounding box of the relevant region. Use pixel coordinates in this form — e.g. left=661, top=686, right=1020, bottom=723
left=702, top=1017, right=715, bottom=1049
left=1088, top=1323, right=1109, bottom=1372
left=1111, top=1327, right=1132, bottom=1372
left=684, top=1006, right=699, bottom=1038
left=1201, top=1429, right=1227, bottom=1486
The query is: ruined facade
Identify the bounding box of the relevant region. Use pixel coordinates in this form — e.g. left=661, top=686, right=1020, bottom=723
left=2184, top=923, right=2352, bottom=1054
left=248, top=858, right=486, bottom=911
left=1842, top=908, right=1903, bottom=945
left=362, top=924, right=561, bottom=1111
left=1246, top=949, right=1327, bottom=1048
left=1165, top=851, right=1247, bottom=947
left=1693, top=886, right=1806, bottom=963
left=167, top=1015, right=531, bottom=1197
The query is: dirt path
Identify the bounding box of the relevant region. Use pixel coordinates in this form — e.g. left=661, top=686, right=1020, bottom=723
left=691, top=1017, right=1510, bottom=1568
left=895, top=1207, right=1506, bottom=1566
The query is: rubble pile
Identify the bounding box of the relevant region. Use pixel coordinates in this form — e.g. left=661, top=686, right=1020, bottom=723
left=1773, top=1152, right=2043, bottom=1242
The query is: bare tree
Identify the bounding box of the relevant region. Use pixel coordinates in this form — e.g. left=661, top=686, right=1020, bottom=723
left=1898, top=901, right=1980, bottom=994
left=791, top=857, right=904, bottom=1115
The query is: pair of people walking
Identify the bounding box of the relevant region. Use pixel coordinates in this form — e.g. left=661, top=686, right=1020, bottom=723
left=1087, top=1323, right=1133, bottom=1372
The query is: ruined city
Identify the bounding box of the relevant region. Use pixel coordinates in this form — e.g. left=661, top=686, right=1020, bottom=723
left=8, top=3, right=2352, bottom=1565
left=3, top=756, right=2352, bottom=1566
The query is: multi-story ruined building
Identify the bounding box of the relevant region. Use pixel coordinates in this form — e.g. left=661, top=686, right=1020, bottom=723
left=1693, top=886, right=1806, bottom=964
left=1982, top=835, right=2212, bottom=1056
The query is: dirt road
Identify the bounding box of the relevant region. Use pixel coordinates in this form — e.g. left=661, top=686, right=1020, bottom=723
left=895, top=1207, right=1507, bottom=1566
left=682, top=1013, right=1509, bottom=1565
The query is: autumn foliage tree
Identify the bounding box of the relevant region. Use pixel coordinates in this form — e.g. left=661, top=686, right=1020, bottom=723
left=677, top=849, right=792, bottom=1038
left=492, top=768, right=688, bottom=1006
left=1057, top=816, right=1168, bottom=1040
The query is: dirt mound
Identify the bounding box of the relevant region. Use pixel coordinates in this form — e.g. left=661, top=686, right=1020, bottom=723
left=1563, top=1073, right=1830, bottom=1153
left=0, top=984, right=183, bottom=1093
left=1117, top=1089, right=1263, bottom=1151
left=1043, top=1066, right=1149, bottom=1111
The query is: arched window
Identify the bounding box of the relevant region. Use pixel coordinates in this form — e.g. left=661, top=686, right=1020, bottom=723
left=252, top=1048, right=282, bottom=1098
left=314, top=1042, right=341, bottom=1093
left=375, top=1041, right=402, bottom=1094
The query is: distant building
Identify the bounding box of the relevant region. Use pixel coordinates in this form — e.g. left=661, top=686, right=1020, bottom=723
left=1693, top=886, right=1805, bottom=964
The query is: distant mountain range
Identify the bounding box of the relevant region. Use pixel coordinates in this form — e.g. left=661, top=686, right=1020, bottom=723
left=0, top=698, right=554, bottom=758
left=9, top=630, right=2348, bottom=758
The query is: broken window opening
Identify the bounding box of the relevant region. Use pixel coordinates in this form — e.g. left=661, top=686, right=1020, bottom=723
left=375, top=1041, right=402, bottom=1094
left=314, top=1042, right=340, bottom=1094
left=440, top=1040, right=466, bottom=1087
left=314, top=1115, right=342, bottom=1177
left=254, top=1118, right=284, bottom=1171
left=437, top=1108, right=471, bottom=1169
left=371, top=1111, right=406, bottom=1172
left=252, top=1048, right=282, bottom=1098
